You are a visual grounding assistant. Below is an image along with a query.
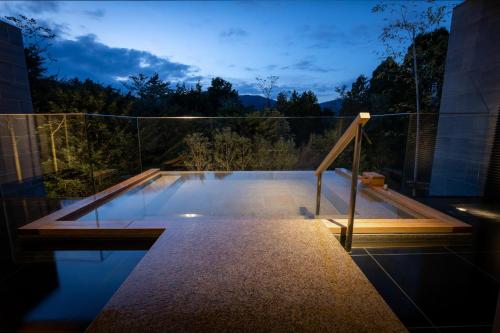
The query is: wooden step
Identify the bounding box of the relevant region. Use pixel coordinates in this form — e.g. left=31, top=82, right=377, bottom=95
left=323, top=218, right=472, bottom=234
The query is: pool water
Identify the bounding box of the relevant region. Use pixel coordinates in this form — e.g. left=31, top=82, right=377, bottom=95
left=0, top=249, right=146, bottom=332
left=76, top=171, right=419, bottom=221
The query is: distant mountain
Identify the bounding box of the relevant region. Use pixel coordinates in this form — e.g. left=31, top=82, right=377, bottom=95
left=239, top=95, right=276, bottom=109
left=319, top=98, right=343, bottom=114
left=240, top=94, right=342, bottom=114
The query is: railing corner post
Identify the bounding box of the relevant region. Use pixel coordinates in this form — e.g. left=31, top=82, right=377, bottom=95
left=316, top=172, right=322, bottom=217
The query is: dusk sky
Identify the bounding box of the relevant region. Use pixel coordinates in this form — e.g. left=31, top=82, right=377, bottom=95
left=1, top=1, right=455, bottom=102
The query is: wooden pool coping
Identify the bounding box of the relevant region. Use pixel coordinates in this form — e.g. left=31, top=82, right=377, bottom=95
left=18, top=168, right=471, bottom=238
left=327, top=168, right=471, bottom=234
left=19, top=168, right=162, bottom=237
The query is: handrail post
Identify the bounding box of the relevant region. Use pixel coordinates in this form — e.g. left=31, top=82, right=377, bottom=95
left=344, top=123, right=363, bottom=252
left=313, top=112, right=369, bottom=251
left=316, top=172, right=322, bottom=216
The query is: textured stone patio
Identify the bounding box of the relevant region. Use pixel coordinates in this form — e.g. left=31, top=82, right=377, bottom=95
left=86, top=218, right=407, bottom=333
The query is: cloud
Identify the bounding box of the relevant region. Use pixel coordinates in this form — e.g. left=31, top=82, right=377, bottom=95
left=46, top=34, right=196, bottom=87
left=243, top=64, right=279, bottom=73
left=219, top=27, right=248, bottom=41
left=84, top=9, right=105, bottom=19
left=299, top=24, right=371, bottom=49
left=1, top=1, right=60, bottom=14
left=290, top=60, right=337, bottom=73
left=265, top=64, right=278, bottom=71
left=46, top=21, right=71, bottom=38
left=242, top=59, right=336, bottom=77
left=278, top=59, right=337, bottom=73
left=183, top=75, right=205, bottom=84
left=243, top=64, right=279, bottom=72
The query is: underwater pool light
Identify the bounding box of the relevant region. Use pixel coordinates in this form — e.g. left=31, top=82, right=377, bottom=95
left=180, top=213, right=201, bottom=218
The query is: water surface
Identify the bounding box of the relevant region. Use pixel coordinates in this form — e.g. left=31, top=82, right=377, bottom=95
left=0, top=249, right=146, bottom=332
left=76, top=171, right=419, bottom=221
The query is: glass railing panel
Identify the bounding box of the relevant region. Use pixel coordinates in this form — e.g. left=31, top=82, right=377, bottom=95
left=2, top=112, right=497, bottom=205
left=0, top=114, right=92, bottom=198
left=85, top=114, right=141, bottom=193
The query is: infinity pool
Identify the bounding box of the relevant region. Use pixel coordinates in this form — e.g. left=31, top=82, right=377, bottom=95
left=76, top=171, right=420, bottom=221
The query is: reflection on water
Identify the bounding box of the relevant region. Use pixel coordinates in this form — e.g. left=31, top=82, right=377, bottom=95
left=0, top=198, right=148, bottom=332
left=0, top=249, right=146, bottom=332
left=76, top=171, right=419, bottom=222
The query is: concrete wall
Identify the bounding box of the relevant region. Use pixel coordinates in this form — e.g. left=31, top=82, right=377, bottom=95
left=0, top=20, right=43, bottom=196
left=0, top=20, right=33, bottom=114
left=430, top=0, right=500, bottom=196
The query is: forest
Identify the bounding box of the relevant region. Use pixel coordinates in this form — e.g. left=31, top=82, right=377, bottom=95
left=3, top=10, right=449, bottom=197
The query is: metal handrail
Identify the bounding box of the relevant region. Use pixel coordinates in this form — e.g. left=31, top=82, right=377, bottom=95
left=315, top=112, right=370, bottom=252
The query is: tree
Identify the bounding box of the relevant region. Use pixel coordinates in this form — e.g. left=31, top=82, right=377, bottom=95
left=213, top=128, right=252, bottom=171
left=274, top=89, right=326, bottom=146
left=256, top=76, right=279, bottom=108
left=337, top=75, right=370, bottom=116
left=183, top=133, right=212, bottom=171
left=278, top=90, right=323, bottom=117
left=125, top=73, right=170, bottom=116
left=372, top=0, right=450, bottom=195
left=276, top=91, right=288, bottom=109
left=251, top=136, right=297, bottom=170
left=207, top=77, right=240, bottom=116
left=44, top=116, right=66, bottom=172
left=368, top=57, right=413, bottom=114
left=402, top=28, right=449, bottom=113
left=0, top=117, right=23, bottom=181
left=125, top=74, right=149, bottom=98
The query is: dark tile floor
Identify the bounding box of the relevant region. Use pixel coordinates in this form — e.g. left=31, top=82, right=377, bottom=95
left=352, top=246, right=500, bottom=332
left=351, top=196, right=500, bottom=332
